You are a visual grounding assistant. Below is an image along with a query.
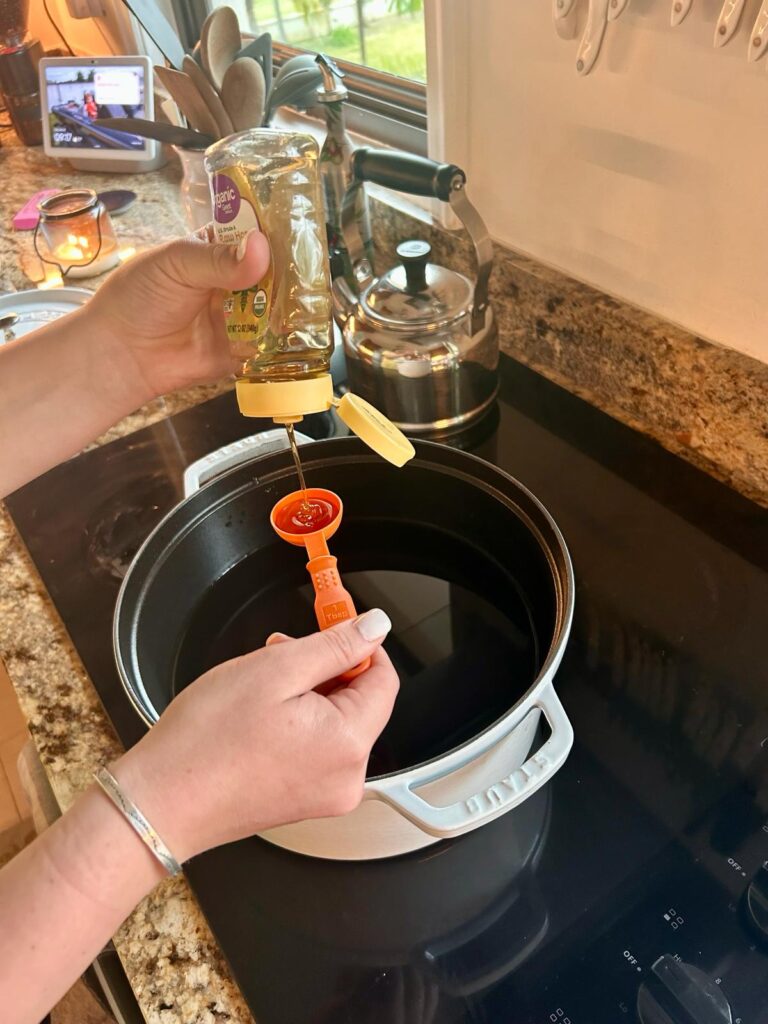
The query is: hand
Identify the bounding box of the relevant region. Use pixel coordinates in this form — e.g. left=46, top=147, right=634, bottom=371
left=87, top=227, right=270, bottom=400
left=113, top=609, right=398, bottom=862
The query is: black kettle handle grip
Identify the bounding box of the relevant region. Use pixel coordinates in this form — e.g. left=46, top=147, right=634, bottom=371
left=352, top=147, right=465, bottom=202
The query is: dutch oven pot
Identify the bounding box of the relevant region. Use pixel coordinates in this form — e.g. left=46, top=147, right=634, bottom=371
left=114, top=432, right=575, bottom=860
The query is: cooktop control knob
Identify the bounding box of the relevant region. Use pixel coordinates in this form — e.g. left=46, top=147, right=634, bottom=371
left=636, top=955, right=732, bottom=1024
left=745, top=861, right=768, bottom=941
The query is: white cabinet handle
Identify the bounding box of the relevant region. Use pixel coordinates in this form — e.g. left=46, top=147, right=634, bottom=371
left=553, top=0, right=578, bottom=20
left=671, top=0, right=693, bottom=27
left=714, top=0, right=746, bottom=47
left=608, top=0, right=630, bottom=21
left=748, top=0, right=768, bottom=61
left=576, top=0, right=610, bottom=75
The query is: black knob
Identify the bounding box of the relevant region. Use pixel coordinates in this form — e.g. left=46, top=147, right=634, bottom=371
left=636, top=955, right=732, bottom=1024
left=745, top=860, right=768, bottom=942
left=397, top=239, right=430, bottom=294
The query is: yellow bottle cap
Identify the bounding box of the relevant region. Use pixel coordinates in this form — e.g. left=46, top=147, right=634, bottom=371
left=235, top=374, right=334, bottom=422
left=336, top=393, right=415, bottom=468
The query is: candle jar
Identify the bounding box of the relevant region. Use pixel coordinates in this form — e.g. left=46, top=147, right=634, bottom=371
left=34, top=189, right=120, bottom=279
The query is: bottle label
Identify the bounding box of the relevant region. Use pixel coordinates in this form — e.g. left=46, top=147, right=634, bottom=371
left=210, top=164, right=273, bottom=343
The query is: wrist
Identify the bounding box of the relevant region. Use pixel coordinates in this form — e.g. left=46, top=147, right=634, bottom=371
left=44, top=782, right=167, bottom=920
left=77, top=304, right=158, bottom=413
left=111, top=748, right=200, bottom=864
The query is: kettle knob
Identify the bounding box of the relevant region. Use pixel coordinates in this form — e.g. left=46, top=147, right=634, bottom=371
left=397, top=239, right=430, bottom=293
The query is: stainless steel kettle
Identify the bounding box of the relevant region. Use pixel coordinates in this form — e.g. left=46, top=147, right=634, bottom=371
left=332, top=148, right=497, bottom=433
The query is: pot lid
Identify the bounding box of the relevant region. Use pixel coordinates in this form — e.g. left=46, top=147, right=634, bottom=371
left=360, top=240, right=473, bottom=331
left=0, top=287, right=92, bottom=344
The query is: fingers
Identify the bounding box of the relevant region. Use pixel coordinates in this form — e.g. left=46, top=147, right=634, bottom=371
left=326, top=645, right=400, bottom=743
left=159, top=228, right=270, bottom=294
left=266, top=610, right=392, bottom=697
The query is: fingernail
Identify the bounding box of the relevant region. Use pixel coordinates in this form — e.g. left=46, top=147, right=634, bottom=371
left=236, top=231, right=250, bottom=261
left=355, top=608, right=392, bottom=642
left=266, top=632, right=290, bottom=645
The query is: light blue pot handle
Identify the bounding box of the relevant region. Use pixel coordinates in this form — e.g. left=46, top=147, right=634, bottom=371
left=367, top=681, right=573, bottom=839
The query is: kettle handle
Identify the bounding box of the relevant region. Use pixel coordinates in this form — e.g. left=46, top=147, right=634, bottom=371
left=352, top=148, right=465, bottom=202
left=341, top=148, right=493, bottom=335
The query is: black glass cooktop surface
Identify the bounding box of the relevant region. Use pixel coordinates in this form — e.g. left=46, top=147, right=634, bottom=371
left=6, top=356, right=768, bottom=1024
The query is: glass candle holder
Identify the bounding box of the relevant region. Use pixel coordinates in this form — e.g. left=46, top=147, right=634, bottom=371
left=34, top=189, right=120, bottom=279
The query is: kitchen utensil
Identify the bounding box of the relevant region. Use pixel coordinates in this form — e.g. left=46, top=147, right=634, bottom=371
left=238, top=32, right=273, bottom=98
left=201, top=5, right=242, bottom=91
left=552, top=0, right=577, bottom=19
left=0, top=287, right=91, bottom=343
left=714, top=0, right=746, bottom=46
left=262, top=62, right=325, bottom=124
left=157, top=95, right=183, bottom=126
left=119, top=0, right=185, bottom=69
left=748, top=0, right=768, bottom=60
left=182, top=54, right=234, bottom=138
left=96, top=116, right=214, bottom=150
left=114, top=434, right=574, bottom=860
left=334, top=148, right=497, bottom=433
left=608, top=0, right=629, bottom=19
left=270, top=486, right=371, bottom=679
left=221, top=57, right=266, bottom=131
left=576, top=0, right=610, bottom=74
left=671, top=0, right=693, bottom=27
left=153, top=65, right=221, bottom=139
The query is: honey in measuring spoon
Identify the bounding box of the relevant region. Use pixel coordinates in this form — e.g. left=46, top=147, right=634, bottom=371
left=282, top=423, right=336, bottom=534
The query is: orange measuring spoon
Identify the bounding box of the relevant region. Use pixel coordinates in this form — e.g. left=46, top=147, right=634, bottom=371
left=270, top=487, right=370, bottom=680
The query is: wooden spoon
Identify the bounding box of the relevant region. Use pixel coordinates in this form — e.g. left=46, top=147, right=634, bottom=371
left=221, top=58, right=266, bottom=132
left=182, top=54, right=234, bottom=138
left=201, top=6, right=242, bottom=91
left=154, top=65, right=221, bottom=139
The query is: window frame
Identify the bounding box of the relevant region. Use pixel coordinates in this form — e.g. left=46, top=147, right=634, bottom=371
left=169, top=2, right=428, bottom=155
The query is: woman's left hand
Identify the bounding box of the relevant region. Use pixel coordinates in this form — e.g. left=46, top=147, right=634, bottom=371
left=88, top=227, right=270, bottom=399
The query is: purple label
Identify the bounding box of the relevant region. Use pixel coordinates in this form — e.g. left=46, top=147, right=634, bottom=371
left=212, top=173, right=241, bottom=223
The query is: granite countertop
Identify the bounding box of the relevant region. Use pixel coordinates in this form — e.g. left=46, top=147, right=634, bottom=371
left=0, top=137, right=254, bottom=1024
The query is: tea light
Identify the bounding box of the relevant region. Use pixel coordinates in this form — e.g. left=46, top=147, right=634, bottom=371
left=34, top=189, right=120, bottom=279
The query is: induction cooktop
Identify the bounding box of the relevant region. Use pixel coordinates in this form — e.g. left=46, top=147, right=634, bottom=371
left=6, top=355, right=768, bottom=1024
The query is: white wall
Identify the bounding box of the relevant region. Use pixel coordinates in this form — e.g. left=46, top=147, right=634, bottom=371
left=428, top=0, right=768, bottom=363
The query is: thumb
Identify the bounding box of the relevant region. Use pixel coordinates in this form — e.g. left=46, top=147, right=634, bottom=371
left=270, top=610, right=393, bottom=696
left=160, top=228, right=270, bottom=293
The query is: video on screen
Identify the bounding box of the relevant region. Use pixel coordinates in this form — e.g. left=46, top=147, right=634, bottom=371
left=44, top=65, right=147, bottom=151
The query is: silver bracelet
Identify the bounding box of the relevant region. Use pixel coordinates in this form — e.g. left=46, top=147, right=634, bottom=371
left=94, top=766, right=182, bottom=877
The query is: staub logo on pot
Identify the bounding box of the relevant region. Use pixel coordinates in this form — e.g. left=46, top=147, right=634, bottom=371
left=464, top=751, right=551, bottom=817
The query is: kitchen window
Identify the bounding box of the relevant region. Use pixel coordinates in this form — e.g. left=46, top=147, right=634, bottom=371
left=173, top=0, right=428, bottom=153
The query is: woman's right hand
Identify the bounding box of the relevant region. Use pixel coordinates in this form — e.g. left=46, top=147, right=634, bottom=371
left=111, top=609, right=398, bottom=862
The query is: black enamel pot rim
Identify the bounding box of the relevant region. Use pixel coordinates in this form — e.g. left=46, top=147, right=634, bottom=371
left=113, top=436, right=575, bottom=770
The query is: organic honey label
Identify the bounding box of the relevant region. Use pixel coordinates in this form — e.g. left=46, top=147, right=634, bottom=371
left=210, top=164, right=273, bottom=343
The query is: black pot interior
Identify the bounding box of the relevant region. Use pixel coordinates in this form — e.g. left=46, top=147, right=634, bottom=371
left=119, top=441, right=560, bottom=778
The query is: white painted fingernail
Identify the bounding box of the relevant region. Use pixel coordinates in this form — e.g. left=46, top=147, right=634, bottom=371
left=236, top=231, right=250, bottom=261
left=355, top=608, right=392, bottom=642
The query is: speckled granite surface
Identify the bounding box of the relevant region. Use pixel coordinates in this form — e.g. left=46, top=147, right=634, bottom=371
left=1, top=137, right=252, bottom=1024
left=372, top=198, right=768, bottom=509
